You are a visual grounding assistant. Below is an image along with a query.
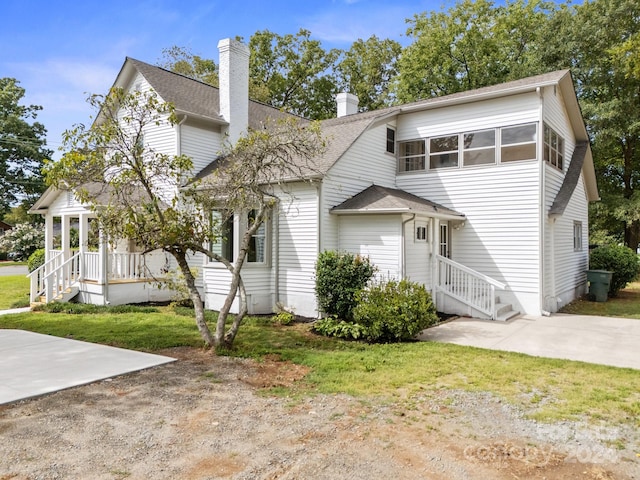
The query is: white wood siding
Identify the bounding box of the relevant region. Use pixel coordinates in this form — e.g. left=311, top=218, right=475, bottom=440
left=397, top=93, right=540, bottom=140
left=202, top=182, right=319, bottom=317
left=338, top=215, right=402, bottom=279
left=395, top=93, right=543, bottom=314
left=277, top=183, right=320, bottom=317
left=404, top=217, right=432, bottom=286
left=321, top=122, right=398, bottom=252
left=542, top=85, right=588, bottom=310
left=180, top=121, right=223, bottom=176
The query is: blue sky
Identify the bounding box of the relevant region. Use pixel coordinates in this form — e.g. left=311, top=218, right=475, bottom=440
left=1, top=0, right=453, bottom=159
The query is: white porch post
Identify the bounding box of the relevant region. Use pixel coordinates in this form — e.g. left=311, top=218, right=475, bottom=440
left=61, top=215, right=71, bottom=261
left=99, top=228, right=108, bottom=286
left=78, top=214, right=89, bottom=280
left=44, top=214, right=54, bottom=262
left=432, top=218, right=440, bottom=309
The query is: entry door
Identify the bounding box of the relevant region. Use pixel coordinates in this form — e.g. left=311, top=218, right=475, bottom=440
left=439, top=223, right=450, bottom=258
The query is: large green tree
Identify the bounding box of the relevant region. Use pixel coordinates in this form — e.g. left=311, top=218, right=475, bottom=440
left=248, top=29, right=340, bottom=120
left=540, top=0, right=640, bottom=249
left=394, top=0, right=555, bottom=102
left=335, top=36, right=401, bottom=112
left=0, top=78, right=51, bottom=219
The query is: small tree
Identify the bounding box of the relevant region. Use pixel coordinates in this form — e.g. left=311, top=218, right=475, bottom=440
left=46, top=87, right=324, bottom=349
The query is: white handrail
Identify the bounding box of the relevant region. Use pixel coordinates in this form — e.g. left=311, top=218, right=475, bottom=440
left=435, top=254, right=506, bottom=319
left=41, top=252, right=82, bottom=303
left=28, top=250, right=64, bottom=303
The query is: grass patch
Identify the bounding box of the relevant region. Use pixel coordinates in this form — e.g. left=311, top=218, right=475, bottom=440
left=0, top=261, right=27, bottom=267
left=560, top=281, right=640, bottom=319
left=0, top=304, right=638, bottom=426
left=0, top=274, right=30, bottom=309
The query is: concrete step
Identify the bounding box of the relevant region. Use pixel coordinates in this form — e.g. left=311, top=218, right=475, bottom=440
left=495, top=304, right=520, bottom=322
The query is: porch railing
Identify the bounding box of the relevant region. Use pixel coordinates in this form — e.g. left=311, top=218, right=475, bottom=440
left=36, top=251, right=82, bottom=303
left=435, top=254, right=506, bottom=319
left=29, top=250, right=64, bottom=303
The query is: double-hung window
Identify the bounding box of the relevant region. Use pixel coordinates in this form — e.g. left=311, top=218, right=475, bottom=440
left=247, top=209, right=266, bottom=263
left=398, top=140, right=426, bottom=172
left=544, top=123, right=564, bottom=171
left=573, top=221, right=583, bottom=251
left=211, top=211, right=235, bottom=261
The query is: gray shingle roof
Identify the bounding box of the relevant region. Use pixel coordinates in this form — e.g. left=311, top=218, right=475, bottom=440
left=549, top=141, right=589, bottom=217
left=331, top=184, right=465, bottom=218
left=126, top=58, right=299, bottom=129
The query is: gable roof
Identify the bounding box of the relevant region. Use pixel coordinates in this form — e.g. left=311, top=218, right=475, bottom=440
left=331, top=184, right=465, bottom=220
left=116, top=58, right=299, bottom=130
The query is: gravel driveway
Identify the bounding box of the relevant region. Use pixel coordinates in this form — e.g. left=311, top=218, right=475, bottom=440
left=1, top=347, right=637, bottom=479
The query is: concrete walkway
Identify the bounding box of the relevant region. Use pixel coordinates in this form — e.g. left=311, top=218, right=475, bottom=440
left=0, top=329, right=175, bottom=405
left=418, top=313, right=640, bottom=370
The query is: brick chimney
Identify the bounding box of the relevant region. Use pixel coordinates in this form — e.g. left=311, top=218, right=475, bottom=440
left=336, top=92, right=359, bottom=117
left=217, top=38, right=250, bottom=144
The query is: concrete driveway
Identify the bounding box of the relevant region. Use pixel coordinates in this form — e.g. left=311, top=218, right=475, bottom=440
left=0, top=329, right=175, bottom=405
left=0, top=265, right=28, bottom=276
left=418, top=313, right=640, bottom=370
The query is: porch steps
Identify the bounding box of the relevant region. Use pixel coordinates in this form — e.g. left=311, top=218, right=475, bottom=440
left=34, top=286, right=80, bottom=305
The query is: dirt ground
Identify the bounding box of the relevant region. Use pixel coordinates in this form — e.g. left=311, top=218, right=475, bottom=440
left=1, top=347, right=638, bottom=480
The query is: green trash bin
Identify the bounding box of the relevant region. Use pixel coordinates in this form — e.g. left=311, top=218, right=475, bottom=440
left=586, top=269, right=613, bottom=302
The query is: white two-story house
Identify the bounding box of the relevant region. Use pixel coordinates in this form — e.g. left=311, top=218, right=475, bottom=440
left=30, top=38, right=598, bottom=320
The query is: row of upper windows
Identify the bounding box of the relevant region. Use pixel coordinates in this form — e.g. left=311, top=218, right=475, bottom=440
left=387, top=123, right=565, bottom=173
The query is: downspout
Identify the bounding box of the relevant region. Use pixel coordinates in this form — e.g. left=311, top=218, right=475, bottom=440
left=315, top=181, right=322, bottom=317
left=537, top=86, right=549, bottom=316
left=176, top=115, right=187, bottom=156
left=274, top=199, right=280, bottom=308
left=401, top=214, right=416, bottom=279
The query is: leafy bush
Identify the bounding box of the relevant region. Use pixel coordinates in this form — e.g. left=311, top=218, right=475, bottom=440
left=27, top=248, right=46, bottom=272
left=0, top=222, right=44, bottom=261
left=590, top=245, right=640, bottom=296
left=353, top=279, right=438, bottom=342
left=315, top=250, right=376, bottom=320
left=272, top=311, right=295, bottom=325
left=313, top=317, right=367, bottom=340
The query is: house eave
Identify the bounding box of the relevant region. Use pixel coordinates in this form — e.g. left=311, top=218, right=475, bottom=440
left=331, top=208, right=464, bottom=221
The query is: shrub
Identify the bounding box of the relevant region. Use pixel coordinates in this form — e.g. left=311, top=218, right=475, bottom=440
left=27, top=248, right=46, bottom=272
left=589, top=244, right=640, bottom=297
left=313, top=317, right=367, bottom=340
left=0, top=222, right=44, bottom=261
left=353, top=278, right=438, bottom=342
left=315, top=250, right=376, bottom=320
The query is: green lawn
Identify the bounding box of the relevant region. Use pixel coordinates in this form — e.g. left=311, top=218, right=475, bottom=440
left=560, top=281, right=640, bottom=319
left=0, top=261, right=27, bottom=267
left=0, top=274, right=30, bottom=309
left=0, top=303, right=638, bottom=428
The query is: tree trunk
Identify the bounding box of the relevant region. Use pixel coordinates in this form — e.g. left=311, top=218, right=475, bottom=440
left=173, top=249, right=215, bottom=347
left=626, top=220, right=640, bottom=253
left=223, top=277, right=248, bottom=347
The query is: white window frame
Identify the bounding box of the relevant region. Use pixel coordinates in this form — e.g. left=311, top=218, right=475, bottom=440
left=246, top=209, right=269, bottom=265
left=397, top=139, right=426, bottom=172
left=500, top=123, right=538, bottom=163
left=573, top=221, right=583, bottom=251
left=544, top=123, right=565, bottom=171
left=386, top=126, right=396, bottom=154
left=415, top=221, right=428, bottom=242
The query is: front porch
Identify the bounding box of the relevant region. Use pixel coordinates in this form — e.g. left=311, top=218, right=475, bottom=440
left=27, top=202, right=174, bottom=305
